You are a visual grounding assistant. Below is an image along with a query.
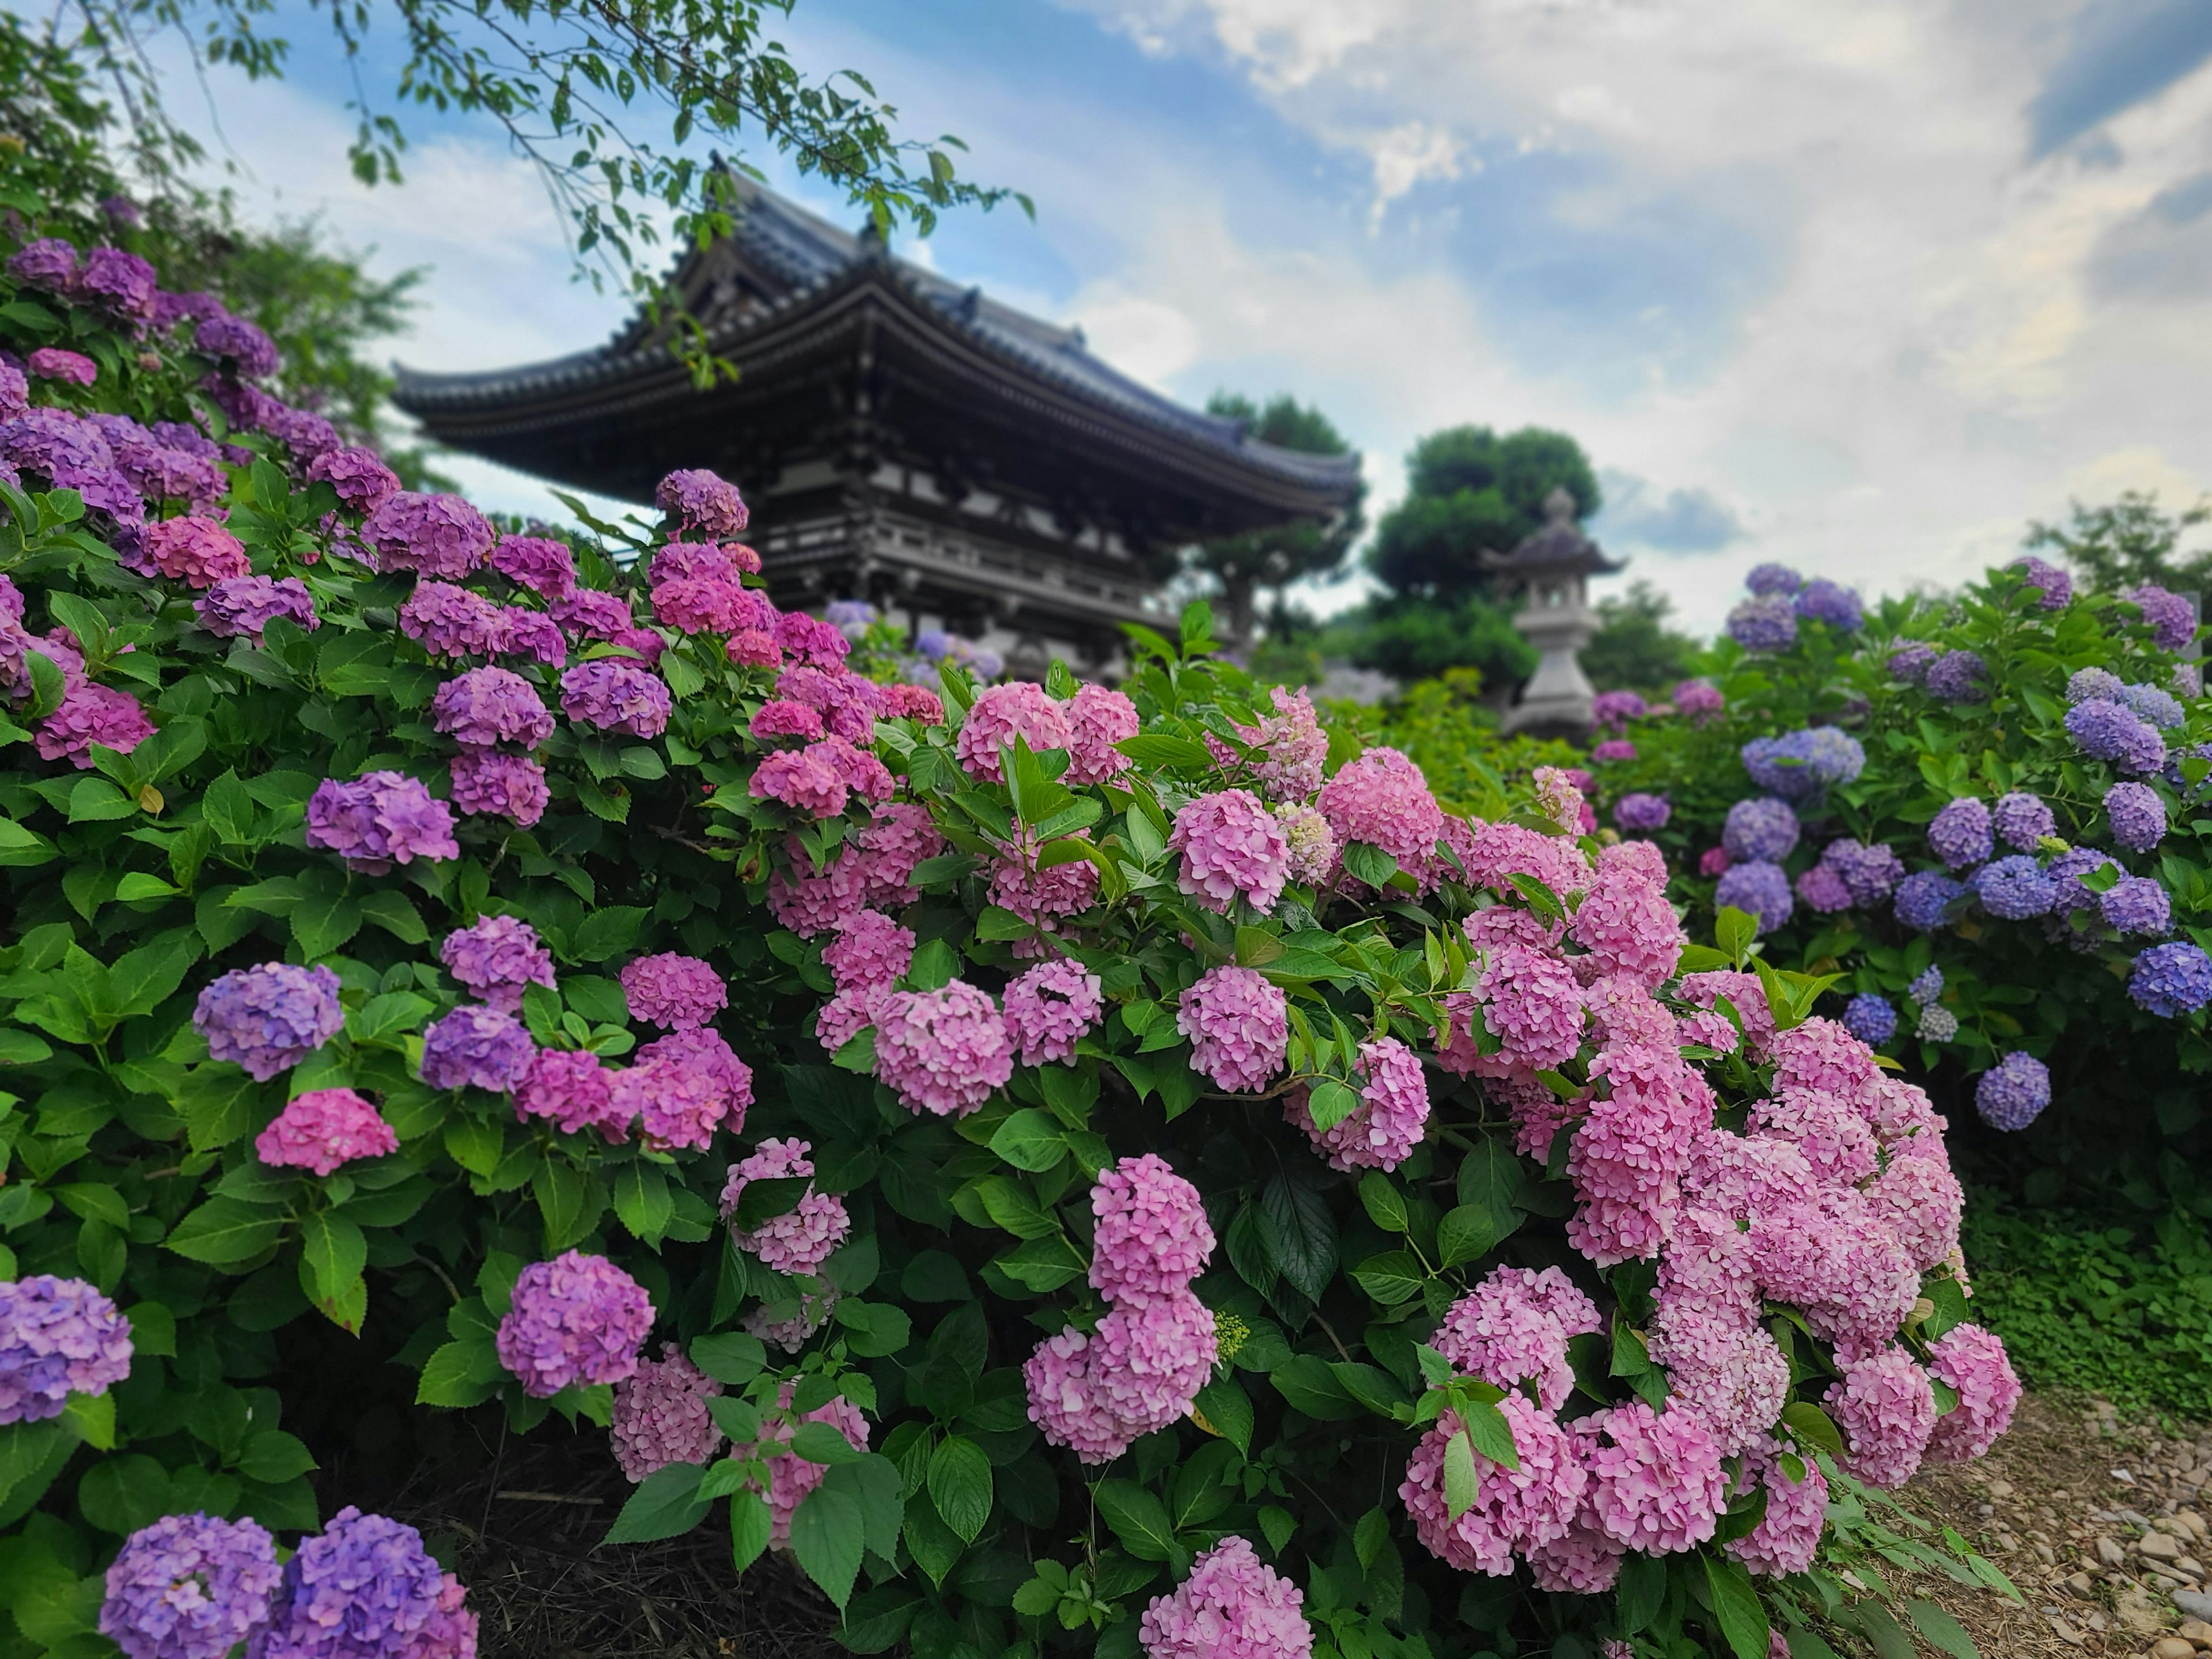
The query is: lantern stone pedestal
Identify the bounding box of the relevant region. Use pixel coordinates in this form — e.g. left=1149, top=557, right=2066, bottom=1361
left=1483, top=488, right=1623, bottom=740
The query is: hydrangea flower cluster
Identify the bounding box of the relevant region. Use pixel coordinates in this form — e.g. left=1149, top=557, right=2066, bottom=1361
left=195, top=575, right=317, bottom=643
left=736, top=1385, right=870, bottom=1550
left=609, top=1344, right=724, bottom=1482
left=1316, top=746, right=1446, bottom=880
left=254, top=1089, right=398, bottom=1177
left=0, top=1275, right=134, bottom=1422
left=439, top=917, right=556, bottom=1013
left=1001, top=957, right=1105, bottom=1066
left=494, top=1251, right=654, bottom=1397
left=1176, top=964, right=1289, bottom=1093
left=1286, top=1035, right=1431, bottom=1172
left=99, top=1512, right=282, bottom=1659
left=1739, top=727, right=1863, bottom=800
left=194, top=962, right=345, bottom=1080
left=249, top=1505, right=475, bottom=1659
left=305, top=772, right=459, bottom=873
left=1170, top=788, right=1291, bottom=913
left=1975, top=1051, right=2051, bottom=1131
left=619, top=953, right=727, bottom=1031
left=1138, top=1536, right=1312, bottom=1659
left=418, top=1005, right=535, bottom=1093
left=720, top=1139, right=850, bottom=1274
left=1726, top=594, right=1796, bottom=653
left=873, top=979, right=1015, bottom=1116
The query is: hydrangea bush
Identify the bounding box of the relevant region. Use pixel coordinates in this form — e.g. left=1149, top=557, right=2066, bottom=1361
left=0, top=217, right=2023, bottom=1659
left=1589, top=559, right=2210, bottom=1203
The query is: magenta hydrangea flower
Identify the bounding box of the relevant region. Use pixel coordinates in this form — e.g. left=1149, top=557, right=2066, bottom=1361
left=1402, top=1396, right=1586, bottom=1575
left=1176, top=965, right=1289, bottom=1093
left=1171, top=789, right=1291, bottom=914
left=139, top=517, right=251, bottom=588
left=100, top=1512, right=282, bottom=1659
left=881, top=683, right=944, bottom=724
left=254, top=1089, right=397, bottom=1177
left=751, top=699, right=825, bottom=743
left=609, top=1056, right=724, bottom=1153
left=305, top=771, right=458, bottom=873
left=1726, top=1435, right=1830, bottom=1577
left=719, top=1138, right=850, bottom=1274
left=637, top=1029, right=753, bottom=1135
left=1433, top=1266, right=1601, bottom=1412
left=400, top=581, right=502, bottom=659
left=874, top=979, right=1014, bottom=1117
left=430, top=667, right=552, bottom=751
left=440, top=916, right=556, bottom=1013
left=486, top=535, right=576, bottom=598
left=495, top=1251, right=654, bottom=1397
left=656, top=468, right=747, bottom=538
left=195, top=575, right=317, bottom=644
left=1923, top=1323, right=2021, bottom=1463
left=1063, top=683, right=1138, bottom=786
left=609, top=1342, right=724, bottom=1483
left=619, top=953, right=727, bottom=1032
left=361, top=491, right=495, bottom=577
left=1090, top=1154, right=1214, bottom=1306
left=194, top=963, right=344, bottom=1080
left=449, top=750, right=548, bottom=827
left=750, top=746, right=848, bottom=817
left=35, top=683, right=156, bottom=768
left=193, top=311, right=280, bottom=377
left=1138, top=1536, right=1313, bottom=1659
left=1573, top=1402, right=1728, bottom=1554
left=0, top=1276, right=133, bottom=1422
left=514, top=1048, right=626, bottom=1138
left=418, top=1004, right=535, bottom=1093
left=955, top=681, right=1073, bottom=783
left=1316, top=746, right=1445, bottom=881
left=307, top=446, right=400, bottom=513
left=653, top=576, right=768, bottom=637
left=823, top=911, right=914, bottom=994
left=1825, top=1347, right=1937, bottom=1488
left=1286, top=1035, right=1430, bottom=1172
left=551, top=589, right=634, bottom=643
left=559, top=658, right=671, bottom=737
left=1002, top=957, right=1105, bottom=1066
left=28, top=347, right=96, bottom=386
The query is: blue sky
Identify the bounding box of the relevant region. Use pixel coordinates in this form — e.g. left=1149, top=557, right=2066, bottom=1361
left=126, top=0, right=2212, bottom=633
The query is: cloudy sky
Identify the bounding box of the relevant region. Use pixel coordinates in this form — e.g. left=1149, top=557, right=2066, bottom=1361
left=139, top=0, right=2212, bottom=633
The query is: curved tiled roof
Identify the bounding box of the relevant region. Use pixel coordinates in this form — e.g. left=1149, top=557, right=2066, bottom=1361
left=393, top=178, right=1359, bottom=497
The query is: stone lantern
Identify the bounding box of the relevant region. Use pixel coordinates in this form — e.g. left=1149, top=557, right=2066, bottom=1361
left=1483, top=487, right=1622, bottom=738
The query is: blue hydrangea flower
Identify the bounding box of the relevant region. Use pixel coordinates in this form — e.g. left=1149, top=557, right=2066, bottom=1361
left=2046, top=846, right=2118, bottom=911
left=1927, top=797, right=1993, bottom=869
left=2066, top=666, right=2124, bottom=705
left=1907, top=965, right=1944, bottom=1004
left=2118, top=682, right=2185, bottom=729
left=1976, top=1052, right=2050, bottom=1131
left=1714, top=860, right=1794, bottom=934
left=1819, top=838, right=1906, bottom=904
left=1840, top=994, right=1896, bottom=1046
left=1971, top=855, right=2058, bottom=919
left=1744, top=563, right=1804, bottom=597
left=2066, top=698, right=2166, bottom=775
left=1741, top=726, right=1865, bottom=800
left=2129, top=942, right=2212, bottom=1018
left=1990, top=791, right=2055, bottom=852
left=1793, top=578, right=1863, bottom=631
left=1895, top=870, right=1965, bottom=931
left=1722, top=796, right=1800, bottom=863
left=1726, top=594, right=1797, bottom=653
left=1924, top=650, right=1987, bottom=703
left=100, top=1514, right=281, bottom=1659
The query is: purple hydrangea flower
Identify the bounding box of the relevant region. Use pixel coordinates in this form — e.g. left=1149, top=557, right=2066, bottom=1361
left=1793, top=578, right=1862, bottom=630
left=1990, top=791, right=2055, bottom=851
left=194, top=963, right=344, bottom=1080
left=1841, top=994, right=1896, bottom=1046
left=1927, top=798, right=1993, bottom=869
left=2009, top=556, right=2071, bottom=610
left=1888, top=642, right=1937, bottom=683
left=1713, top=859, right=1793, bottom=934
left=399, top=581, right=503, bottom=659
left=0, top=1277, right=133, bottom=1423
left=253, top=1506, right=473, bottom=1659
left=1744, top=563, right=1803, bottom=596
left=1741, top=727, right=1865, bottom=798
left=1923, top=650, right=1987, bottom=703
left=2126, top=584, right=2197, bottom=652
left=448, top=751, right=549, bottom=827
left=2046, top=847, right=2118, bottom=912
left=100, top=1512, right=282, bottom=1659
left=2105, top=781, right=2167, bottom=851
left=431, top=667, right=552, bottom=749
left=1895, top=870, right=1965, bottom=931
left=655, top=469, right=748, bottom=539
left=361, top=492, right=495, bottom=578
left=559, top=660, right=672, bottom=737
left=2101, top=876, right=2171, bottom=935
left=305, top=772, right=460, bottom=873
left=1723, top=797, right=1799, bottom=862
left=1975, top=1052, right=2050, bottom=1131
left=440, top=916, right=556, bottom=1014
left=193, top=313, right=281, bottom=379
left=2130, top=942, right=2212, bottom=1018
left=2067, top=666, right=2124, bottom=705
left=306, top=448, right=402, bottom=514
left=1819, top=839, right=1906, bottom=904
left=1971, top=855, right=2057, bottom=920
left=1613, top=792, right=1671, bottom=832
left=418, top=1005, right=535, bottom=1092
left=7, top=238, right=78, bottom=291
left=488, top=536, right=577, bottom=599
left=1907, top=965, right=1944, bottom=1004
left=619, top=953, right=729, bottom=1032
left=495, top=1251, right=654, bottom=1396
left=1726, top=595, right=1797, bottom=653
left=194, top=577, right=319, bottom=645
left=2118, top=682, right=2184, bottom=730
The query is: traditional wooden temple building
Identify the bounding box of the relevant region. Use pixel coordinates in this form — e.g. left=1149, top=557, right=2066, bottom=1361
left=392, top=177, right=1361, bottom=676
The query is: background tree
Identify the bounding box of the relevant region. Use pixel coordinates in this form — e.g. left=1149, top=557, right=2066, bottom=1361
left=1581, top=578, right=1703, bottom=695
left=2023, top=490, right=2212, bottom=593
left=1192, top=391, right=1364, bottom=641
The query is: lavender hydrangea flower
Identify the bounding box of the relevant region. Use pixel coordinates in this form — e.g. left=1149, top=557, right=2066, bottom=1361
left=2130, top=941, right=2212, bottom=1017
left=1970, top=855, right=2057, bottom=920
left=418, top=1004, right=535, bottom=1092
left=6, top=238, right=78, bottom=291
left=193, top=963, right=344, bottom=1080
left=1613, top=792, right=1671, bottom=832
left=1819, top=839, right=1906, bottom=904
left=361, top=492, right=495, bottom=578
left=1840, top=995, right=1896, bottom=1046
left=1726, top=595, right=1797, bottom=653
left=0, top=1277, right=133, bottom=1422
left=2046, top=847, right=2119, bottom=912
left=559, top=660, right=672, bottom=738
left=430, top=667, right=552, bottom=750
left=2118, top=682, right=2184, bottom=730
left=1793, top=578, right=1862, bottom=630
left=1713, top=860, right=1793, bottom=934
left=2101, top=876, right=2171, bottom=935
left=1894, top=871, right=1965, bottom=931
left=1744, top=563, right=1803, bottom=596
left=2066, top=699, right=2165, bottom=775
left=1923, top=650, right=1987, bottom=703
left=655, top=468, right=748, bottom=539
left=1741, top=727, right=1863, bottom=799
left=495, top=1251, right=654, bottom=1396
left=1975, top=1052, right=2050, bottom=1131
left=2067, top=666, right=2124, bottom=704
left=2104, top=781, right=2167, bottom=851
left=1907, top=965, right=1943, bottom=1004
left=194, top=577, right=319, bottom=645
left=100, top=1513, right=282, bottom=1659
left=305, top=772, right=459, bottom=873
left=1990, top=791, right=2055, bottom=851
left=2126, top=584, right=2197, bottom=652
left=1722, top=797, right=1799, bottom=863
left=440, top=916, right=556, bottom=1014
left=253, top=1506, right=473, bottom=1659
left=306, top=448, right=401, bottom=514
left=1927, top=798, right=1993, bottom=869
left=194, top=313, right=280, bottom=379
left=2008, top=555, right=2071, bottom=609
left=1888, top=642, right=1937, bottom=683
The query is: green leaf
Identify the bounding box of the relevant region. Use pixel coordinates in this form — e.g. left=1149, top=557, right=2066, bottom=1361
left=573, top=906, right=649, bottom=961
left=729, top=1487, right=772, bottom=1574
left=789, top=1486, right=865, bottom=1607
left=1904, top=1600, right=1979, bottom=1659
left=903, top=1494, right=964, bottom=1587
left=1442, top=1427, right=1480, bottom=1518
left=1780, top=1400, right=1844, bottom=1460
left=1618, top=1552, right=1665, bottom=1634
left=298, top=1212, right=368, bottom=1332
left=1340, top=842, right=1399, bottom=889
left=1269, top=1354, right=1360, bottom=1420
left=236, top=1430, right=317, bottom=1484
left=533, top=1159, right=591, bottom=1251
left=612, top=1162, right=673, bottom=1242
left=1257, top=1175, right=1335, bottom=1301
left=1115, top=734, right=1213, bottom=770
left=1714, top=906, right=1759, bottom=968
left=1457, top=1398, right=1520, bottom=1471
left=1358, top=1173, right=1408, bottom=1233
left=1258, top=1505, right=1295, bottom=1554
left=689, top=1332, right=767, bottom=1385
left=1192, top=1380, right=1253, bottom=1455
left=788, top=1421, right=865, bottom=1465
left=1847, top=1601, right=1918, bottom=1659
left=1303, top=1076, right=1361, bottom=1132
left=291, top=895, right=363, bottom=960
left=975, top=906, right=1034, bottom=942
left=1094, top=1480, right=1177, bottom=1562
left=1703, top=1553, right=1772, bottom=1659
left=1437, top=1203, right=1508, bottom=1269
left=60, top=1392, right=115, bottom=1452
left=414, top=1341, right=499, bottom=1408
left=359, top=890, right=429, bottom=944
left=1349, top=1251, right=1427, bottom=1306
left=927, top=1435, right=993, bottom=1543
left=987, top=1108, right=1067, bottom=1172
left=164, top=1198, right=283, bottom=1267
left=78, top=1453, right=173, bottom=1536
left=601, top=1461, right=710, bottom=1544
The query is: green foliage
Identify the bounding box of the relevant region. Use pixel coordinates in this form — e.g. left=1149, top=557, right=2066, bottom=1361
left=1325, top=593, right=1539, bottom=691
left=1584, top=579, right=1703, bottom=696
left=1366, top=425, right=1600, bottom=601
left=1193, top=392, right=1364, bottom=639
left=2023, top=489, right=2212, bottom=595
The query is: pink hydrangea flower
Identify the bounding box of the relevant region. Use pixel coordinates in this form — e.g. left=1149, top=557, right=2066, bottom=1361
left=1459, top=819, right=1593, bottom=903
left=28, top=348, right=96, bottom=386
left=823, top=910, right=914, bottom=994
left=1090, top=1154, right=1214, bottom=1306
left=1315, top=747, right=1445, bottom=882
left=1208, top=684, right=1327, bottom=802
left=1526, top=1516, right=1625, bottom=1594
left=35, top=683, right=155, bottom=768
left=1747, top=1086, right=1878, bottom=1187
left=609, top=1343, right=724, bottom=1482
left=751, top=699, right=825, bottom=743
left=362, top=491, right=495, bottom=577
left=1275, top=802, right=1337, bottom=885
left=194, top=575, right=318, bottom=643
left=1647, top=1306, right=1789, bottom=1456
left=988, top=831, right=1101, bottom=947
left=449, top=750, right=549, bottom=827
left=1726, top=1434, right=1829, bottom=1576
left=494, top=1251, right=654, bottom=1397
left=620, top=953, right=728, bottom=1031
left=1025, top=1327, right=1133, bottom=1464
left=1923, top=1323, right=2021, bottom=1464
left=1176, top=965, right=1289, bottom=1094
left=1681, top=1130, right=1816, bottom=1223
left=721, top=1139, right=850, bottom=1275
left=1478, top=942, right=1585, bottom=1070
left=751, top=745, right=849, bottom=817
left=1433, top=1266, right=1601, bottom=1411
left=514, top=1048, right=628, bottom=1138
left=745, top=1286, right=838, bottom=1354
left=139, top=517, right=249, bottom=588
left=1531, top=766, right=1590, bottom=836
left=874, top=979, right=1014, bottom=1116
left=1286, top=1035, right=1429, bottom=1171
left=726, top=627, right=781, bottom=668
left=1086, top=1289, right=1217, bottom=1438
left=1002, top=957, right=1105, bottom=1065
left=955, top=681, right=1072, bottom=782
left=1677, top=971, right=1777, bottom=1058
left=742, top=1384, right=869, bottom=1549
left=400, top=580, right=503, bottom=658
left=560, top=658, right=671, bottom=738
left=1065, top=683, right=1138, bottom=786
left=610, top=1055, right=725, bottom=1152
left=488, top=535, right=577, bottom=597
left=656, top=468, right=747, bottom=539
left=1825, top=1347, right=1937, bottom=1488
left=881, top=683, right=944, bottom=724
left=652, top=576, right=767, bottom=635
left=1138, top=1536, right=1313, bottom=1659
left=1568, top=841, right=1681, bottom=986
left=1573, top=1402, right=1728, bottom=1554
left=637, top=1028, right=753, bottom=1135
left=254, top=1088, right=397, bottom=1176
left=1401, top=1396, right=1586, bottom=1574
left=1171, top=789, right=1291, bottom=914
left=430, top=666, right=552, bottom=749
left=1766, top=1016, right=1883, bottom=1118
